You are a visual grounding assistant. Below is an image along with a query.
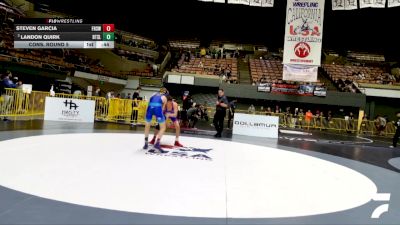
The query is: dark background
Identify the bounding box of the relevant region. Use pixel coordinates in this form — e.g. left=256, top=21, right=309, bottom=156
left=25, top=0, right=400, bottom=56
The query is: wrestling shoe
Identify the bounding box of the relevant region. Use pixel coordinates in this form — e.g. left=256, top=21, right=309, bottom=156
left=154, top=142, right=168, bottom=153
left=174, top=141, right=184, bottom=147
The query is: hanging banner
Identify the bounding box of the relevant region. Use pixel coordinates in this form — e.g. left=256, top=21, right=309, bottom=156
left=283, top=0, right=325, bottom=66
left=359, top=0, right=374, bottom=8
left=372, top=0, right=386, bottom=7
left=345, top=0, right=358, bottom=10
left=261, top=0, right=274, bottom=7
left=332, top=0, right=358, bottom=10
left=283, top=64, right=318, bottom=82
left=344, top=0, right=357, bottom=10
left=360, top=0, right=386, bottom=8
left=332, top=0, right=345, bottom=10
left=228, top=0, right=250, bottom=5
left=250, top=0, right=262, bottom=6
left=388, top=0, right=400, bottom=7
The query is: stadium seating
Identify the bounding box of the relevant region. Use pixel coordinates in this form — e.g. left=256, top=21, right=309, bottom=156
left=321, top=64, right=396, bottom=85
left=115, top=30, right=157, bottom=50
left=249, top=59, right=283, bottom=83
left=171, top=57, right=238, bottom=80
left=169, top=40, right=200, bottom=49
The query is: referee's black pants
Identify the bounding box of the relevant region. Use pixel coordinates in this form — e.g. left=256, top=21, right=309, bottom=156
left=393, top=128, right=400, bottom=147
left=213, top=110, right=226, bottom=135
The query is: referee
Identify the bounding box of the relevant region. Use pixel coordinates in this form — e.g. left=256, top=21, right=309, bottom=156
left=213, top=89, right=229, bottom=138
left=390, top=112, right=400, bottom=148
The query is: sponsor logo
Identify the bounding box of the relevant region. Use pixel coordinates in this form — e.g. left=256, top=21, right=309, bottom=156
left=61, top=100, right=79, bottom=118
left=63, top=100, right=78, bottom=110
left=294, top=42, right=310, bottom=58
left=234, top=121, right=277, bottom=128
left=145, top=145, right=213, bottom=161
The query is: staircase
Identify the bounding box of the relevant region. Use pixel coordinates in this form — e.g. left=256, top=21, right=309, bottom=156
left=238, top=58, right=251, bottom=84
left=318, top=69, right=339, bottom=91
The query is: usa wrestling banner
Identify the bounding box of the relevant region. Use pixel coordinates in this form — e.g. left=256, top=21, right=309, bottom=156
left=283, top=64, right=318, bottom=82
left=283, top=0, right=325, bottom=66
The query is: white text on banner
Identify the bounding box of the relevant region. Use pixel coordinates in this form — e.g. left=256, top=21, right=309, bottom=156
left=283, top=0, right=325, bottom=66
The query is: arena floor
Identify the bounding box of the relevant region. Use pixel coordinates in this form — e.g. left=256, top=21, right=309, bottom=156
left=0, top=120, right=399, bottom=225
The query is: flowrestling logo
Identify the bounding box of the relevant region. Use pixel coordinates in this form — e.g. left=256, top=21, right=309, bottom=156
left=145, top=145, right=213, bottom=161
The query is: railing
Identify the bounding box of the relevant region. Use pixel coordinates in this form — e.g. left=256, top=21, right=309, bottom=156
left=0, top=88, right=396, bottom=136
left=0, top=88, right=149, bottom=124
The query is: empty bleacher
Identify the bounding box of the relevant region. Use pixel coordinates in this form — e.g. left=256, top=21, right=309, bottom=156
left=321, top=64, right=396, bottom=84
left=171, top=57, right=238, bottom=80
left=249, top=59, right=283, bottom=83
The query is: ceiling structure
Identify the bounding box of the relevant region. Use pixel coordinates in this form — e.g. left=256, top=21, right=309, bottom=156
left=21, top=0, right=400, bottom=55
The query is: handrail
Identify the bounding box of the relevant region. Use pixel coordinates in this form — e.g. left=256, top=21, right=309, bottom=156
left=1, top=88, right=396, bottom=137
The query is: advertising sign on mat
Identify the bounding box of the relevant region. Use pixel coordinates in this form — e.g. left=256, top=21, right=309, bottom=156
left=233, top=113, right=279, bottom=138
left=44, top=97, right=95, bottom=123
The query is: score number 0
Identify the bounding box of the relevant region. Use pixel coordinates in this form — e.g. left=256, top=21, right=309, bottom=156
left=102, top=24, right=114, bottom=32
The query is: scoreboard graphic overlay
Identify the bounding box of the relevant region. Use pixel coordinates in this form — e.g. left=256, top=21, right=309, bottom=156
left=14, top=19, right=114, bottom=49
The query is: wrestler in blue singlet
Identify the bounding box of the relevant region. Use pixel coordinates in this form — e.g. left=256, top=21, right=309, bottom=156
left=145, top=92, right=166, bottom=123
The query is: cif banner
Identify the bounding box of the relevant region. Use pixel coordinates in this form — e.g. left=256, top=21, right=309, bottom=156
left=360, top=0, right=386, bottom=8
left=283, top=0, right=325, bottom=66
left=389, top=0, right=400, bottom=7
left=283, top=64, right=318, bottom=82
left=44, top=97, right=95, bottom=123
left=233, top=113, right=279, bottom=138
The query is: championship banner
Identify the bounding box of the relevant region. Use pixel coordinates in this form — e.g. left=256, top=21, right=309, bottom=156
left=388, top=0, right=400, bottom=7
left=332, top=0, right=345, bottom=10
left=228, top=0, right=250, bottom=5
left=360, top=0, right=386, bottom=8
left=345, top=0, right=358, bottom=10
left=250, top=0, right=262, bottom=6
left=332, top=0, right=358, bottom=10
left=283, top=64, right=318, bottom=82
left=283, top=0, right=325, bottom=66
left=261, top=0, right=274, bottom=7
left=372, top=0, right=386, bottom=7
left=359, top=0, right=374, bottom=8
